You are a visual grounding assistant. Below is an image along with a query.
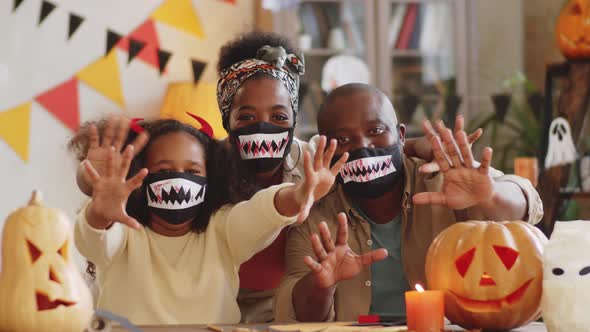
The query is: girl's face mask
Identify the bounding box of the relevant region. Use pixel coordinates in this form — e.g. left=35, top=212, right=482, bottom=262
left=229, top=122, right=295, bottom=173
left=143, top=172, right=207, bottom=225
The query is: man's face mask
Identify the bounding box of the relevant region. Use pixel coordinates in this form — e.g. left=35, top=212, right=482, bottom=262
left=229, top=122, right=295, bottom=173
left=332, top=144, right=403, bottom=198
left=143, top=172, right=207, bottom=225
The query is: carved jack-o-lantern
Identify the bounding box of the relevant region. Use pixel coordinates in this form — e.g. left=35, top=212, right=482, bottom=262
left=556, top=0, right=590, bottom=59
left=425, top=221, right=548, bottom=331
left=0, top=191, right=93, bottom=332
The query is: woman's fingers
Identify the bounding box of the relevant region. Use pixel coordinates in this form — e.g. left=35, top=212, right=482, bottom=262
left=479, top=147, right=493, bottom=175
left=456, top=131, right=474, bottom=168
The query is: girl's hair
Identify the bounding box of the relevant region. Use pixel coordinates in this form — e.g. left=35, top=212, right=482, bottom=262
left=68, top=118, right=229, bottom=277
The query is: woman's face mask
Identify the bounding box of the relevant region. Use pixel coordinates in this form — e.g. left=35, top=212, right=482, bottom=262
left=229, top=122, right=295, bottom=173
left=143, top=172, right=207, bottom=225
left=332, top=144, right=404, bottom=198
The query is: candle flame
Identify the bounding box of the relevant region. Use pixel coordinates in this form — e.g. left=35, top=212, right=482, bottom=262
left=415, top=284, right=425, bottom=292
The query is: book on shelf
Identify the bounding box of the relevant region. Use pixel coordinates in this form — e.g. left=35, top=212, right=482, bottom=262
left=394, top=3, right=418, bottom=50
left=388, top=3, right=407, bottom=50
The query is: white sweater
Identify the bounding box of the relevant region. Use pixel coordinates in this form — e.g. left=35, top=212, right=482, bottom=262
left=74, top=183, right=296, bottom=325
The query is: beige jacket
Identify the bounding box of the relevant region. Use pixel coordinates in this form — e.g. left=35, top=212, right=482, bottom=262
left=275, top=157, right=543, bottom=322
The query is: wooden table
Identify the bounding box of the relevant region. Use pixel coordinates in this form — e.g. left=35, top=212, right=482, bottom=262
left=112, top=322, right=547, bottom=332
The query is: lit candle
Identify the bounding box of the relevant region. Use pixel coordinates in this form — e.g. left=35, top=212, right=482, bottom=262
left=405, top=284, right=444, bottom=332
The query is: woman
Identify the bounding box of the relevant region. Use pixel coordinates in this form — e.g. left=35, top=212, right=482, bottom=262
left=215, top=31, right=481, bottom=323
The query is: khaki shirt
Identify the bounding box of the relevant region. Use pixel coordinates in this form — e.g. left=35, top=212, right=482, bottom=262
left=275, top=156, right=543, bottom=322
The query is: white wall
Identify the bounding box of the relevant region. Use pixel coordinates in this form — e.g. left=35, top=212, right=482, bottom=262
left=0, top=0, right=254, bottom=270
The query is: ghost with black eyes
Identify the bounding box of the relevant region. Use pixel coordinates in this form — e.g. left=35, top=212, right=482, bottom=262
left=541, top=220, right=590, bottom=332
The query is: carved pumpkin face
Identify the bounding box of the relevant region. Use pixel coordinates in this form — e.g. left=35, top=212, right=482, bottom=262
left=0, top=191, right=93, bottom=332
left=425, top=221, right=548, bottom=331
left=556, top=0, right=590, bottom=59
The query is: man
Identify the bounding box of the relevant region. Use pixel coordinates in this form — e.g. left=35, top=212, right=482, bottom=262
left=275, top=83, right=543, bottom=322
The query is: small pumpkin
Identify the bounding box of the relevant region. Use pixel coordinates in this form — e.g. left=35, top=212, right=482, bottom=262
left=0, top=191, right=93, bottom=332
left=425, top=221, right=548, bottom=331
left=556, top=0, right=590, bottom=59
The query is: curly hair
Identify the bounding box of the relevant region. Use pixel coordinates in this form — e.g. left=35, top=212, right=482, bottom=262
left=68, top=118, right=230, bottom=278
left=216, top=31, right=300, bottom=74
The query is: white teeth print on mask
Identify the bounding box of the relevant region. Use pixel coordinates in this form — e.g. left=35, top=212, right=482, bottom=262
left=237, top=131, right=289, bottom=160
left=340, top=155, right=397, bottom=183
left=147, top=178, right=206, bottom=210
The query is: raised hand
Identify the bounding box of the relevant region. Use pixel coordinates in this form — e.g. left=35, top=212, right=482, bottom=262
left=293, top=136, right=348, bottom=223
left=304, top=213, right=388, bottom=289
left=413, top=120, right=495, bottom=210
left=83, top=145, right=148, bottom=230
left=417, top=115, right=483, bottom=174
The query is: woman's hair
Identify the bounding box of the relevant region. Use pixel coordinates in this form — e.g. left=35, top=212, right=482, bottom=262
left=215, top=31, right=301, bottom=203
left=68, top=118, right=229, bottom=277
left=216, top=31, right=299, bottom=74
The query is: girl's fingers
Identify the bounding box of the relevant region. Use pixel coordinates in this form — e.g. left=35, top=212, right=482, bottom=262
left=89, top=124, right=100, bottom=149
left=310, top=233, right=329, bottom=261
left=319, top=221, right=336, bottom=253
left=119, top=145, right=135, bottom=177
left=105, top=147, right=116, bottom=177
left=479, top=147, right=493, bottom=175
left=102, top=117, right=116, bottom=147
left=127, top=168, right=148, bottom=190
left=323, top=139, right=338, bottom=167
left=81, top=160, right=101, bottom=184
left=314, top=136, right=327, bottom=171
left=330, top=152, right=349, bottom=177
left=130, top=131, right=149, bottom=157
left=113, top=117, right=130, bottom=151
left=456, top=131, right=474, bottom=168
left=335, top=212, right=349, bottom=246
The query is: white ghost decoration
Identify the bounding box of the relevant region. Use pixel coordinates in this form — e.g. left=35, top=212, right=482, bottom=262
left=545, top=117, right=577, bottom=169
left=541, top=220, right=590, bottom=332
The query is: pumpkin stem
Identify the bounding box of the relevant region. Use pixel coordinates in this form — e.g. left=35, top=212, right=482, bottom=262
left=28, top=190, right=44, bottom=206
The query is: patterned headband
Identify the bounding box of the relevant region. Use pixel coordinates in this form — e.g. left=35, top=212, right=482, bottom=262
left=217, top=45, right=305, bottom=131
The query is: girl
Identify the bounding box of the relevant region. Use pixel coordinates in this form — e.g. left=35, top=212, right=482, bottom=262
left=71, top=118, right=347, bottom=325
left=215, top=31, right=482, bottom=322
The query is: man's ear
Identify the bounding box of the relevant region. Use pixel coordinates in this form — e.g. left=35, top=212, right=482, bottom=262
left=398, top=124, right=406, bottom=145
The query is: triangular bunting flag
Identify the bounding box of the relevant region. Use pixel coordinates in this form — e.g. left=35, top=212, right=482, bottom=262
left=156, top=49, right=172, bottom=75
left=127, top=38, right=146, bottom=64
left=117, top=20, right=161, bottom=70
left=106, top=30, right=123, bottom=56
left=35, top=77, right=79, bottom=132
left=191, top=60, right=206, bottom=83
left=38, top=0, right=56, bottom=26
left=13, top=0, right=24, bottom=12
left=151, top=0, right=205, bottom=39
left=0, top=102, right=31, bottom=162
left=67, top=13, right=84, bottom=40
left=219, top=0, right=236, bottom=4
left=76, top=51, right=125, bottom=107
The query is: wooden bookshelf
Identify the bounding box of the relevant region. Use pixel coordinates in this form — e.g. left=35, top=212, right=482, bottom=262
left=304, top=48, right=361, bottom=57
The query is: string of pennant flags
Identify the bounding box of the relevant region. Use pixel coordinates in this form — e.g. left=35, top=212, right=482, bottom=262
left=0, top=0, right=236, bottom=163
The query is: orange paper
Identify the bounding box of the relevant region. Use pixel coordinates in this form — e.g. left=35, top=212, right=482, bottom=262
left=405, top=286, right=444, bottom=332
left=514, top=157, right=538, bottom=187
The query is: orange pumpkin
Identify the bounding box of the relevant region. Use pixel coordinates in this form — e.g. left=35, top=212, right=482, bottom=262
left=425, top=221, right=548, bottom=331
left=556, top=0, right=590, bottom=59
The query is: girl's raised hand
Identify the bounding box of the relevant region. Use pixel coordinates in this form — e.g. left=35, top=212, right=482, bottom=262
left=293, top=136, right=348, bottom=224
left=83, top=145, right=148, bottom=230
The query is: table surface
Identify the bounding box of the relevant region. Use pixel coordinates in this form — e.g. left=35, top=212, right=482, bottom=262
left=112, top=322, right=547, bottom=332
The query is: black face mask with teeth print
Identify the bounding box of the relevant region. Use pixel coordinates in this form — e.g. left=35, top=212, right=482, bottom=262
left=143, top=172, right=207, bottom=225
left=229, top=122, right=295, bottom=173
left=332, top=144, right=403, bottom=198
